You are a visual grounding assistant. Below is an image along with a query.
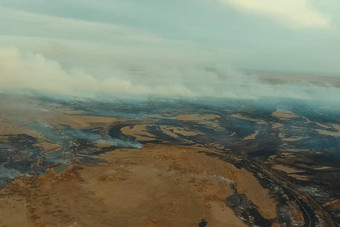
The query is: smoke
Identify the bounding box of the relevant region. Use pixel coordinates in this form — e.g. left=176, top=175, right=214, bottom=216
left=30, top=121, right=142, bottom=149
left=0, top=48, right=198, bottom=98
left=0, top=47, right=340, bottom=103
left=0, top=165, right=21, bottom=181
left=0, top=1, right=339, bottom=103
left=63, top=127, right=142, bottom=149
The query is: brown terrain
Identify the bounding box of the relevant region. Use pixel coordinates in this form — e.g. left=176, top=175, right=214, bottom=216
left=0, top=95, right=339, bottom=226
left=0, top=106, right=277, bottom=226
left=0, top=141, right=280, bottom=226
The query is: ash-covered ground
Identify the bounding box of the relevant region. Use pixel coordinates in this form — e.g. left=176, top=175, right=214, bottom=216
left=0, top=94, right=339, bottom=226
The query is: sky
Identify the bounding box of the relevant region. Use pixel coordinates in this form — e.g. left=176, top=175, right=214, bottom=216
left=0, top=0, right=340, bottom=100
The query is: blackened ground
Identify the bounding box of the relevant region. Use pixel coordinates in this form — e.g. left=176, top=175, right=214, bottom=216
left=226, top=193, right=272, bottom=227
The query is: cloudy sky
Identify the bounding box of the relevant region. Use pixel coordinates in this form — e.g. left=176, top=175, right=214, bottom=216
left=0, top=0, right=339, bottom=100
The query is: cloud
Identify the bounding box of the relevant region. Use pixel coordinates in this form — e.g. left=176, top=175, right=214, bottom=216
left=220, top=0, right=330, bottom=29
left=0, top=6, right=169, bottom=45
left=0, top=6, right=221, bottom=79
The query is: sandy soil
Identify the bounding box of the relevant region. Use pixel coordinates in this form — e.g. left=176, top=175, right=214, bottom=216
left=0, top=196, right=30, bottom=226
left=288, top=174, right=309, bottom=181
left=316, top=124, right=340, bottom=137
left=121, top=125, right=156, bottom=141
left=36, top=140, right=62, bottom=152
left=272, top=164, right=303, bottom=174
left=324, top=199, right=340, bottom=211
left=53, top=115, right=118, bottom=129
left=243, top=130, right=259, bottom=140
left=232, top=114, right=268, bottom=125
left=0, top=144, right=279, bottom=226
left=160, top=125, right=199, bottom=138
left=175, top=114, right=220, bottom=121
left=271, top=110, right=297, bottom=120
left=176, top=114, right=224, bottom=131
left=272, top=123, right=283, bottom=129
left=279, top=133, right=305, bottom=142
left=0, top=94, right=118, bottom=135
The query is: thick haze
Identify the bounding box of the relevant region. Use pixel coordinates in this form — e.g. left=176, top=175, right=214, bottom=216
left=0, top=0, right=340, bottom=100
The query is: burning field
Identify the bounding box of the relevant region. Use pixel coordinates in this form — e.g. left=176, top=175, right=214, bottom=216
left=0, top=94, right=339, bottom=226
